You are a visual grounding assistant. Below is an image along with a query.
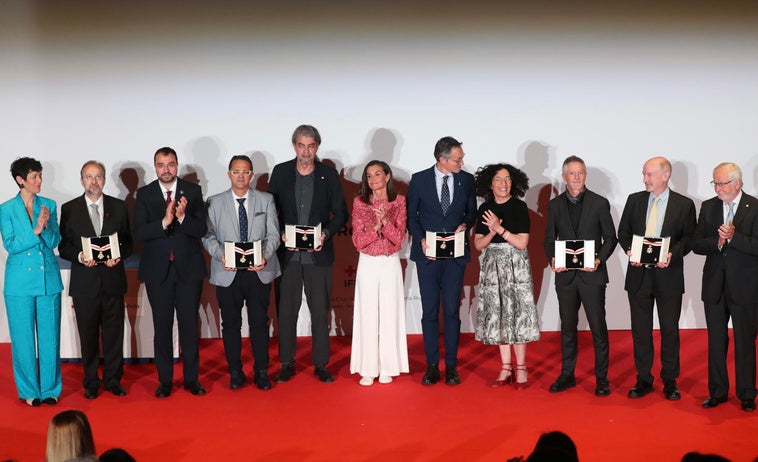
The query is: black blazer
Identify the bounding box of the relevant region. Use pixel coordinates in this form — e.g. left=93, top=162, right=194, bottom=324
left=543, top=189, right=618, bottom=286
left=618, top=189, right=696, bottom=294
left=59, top=194, right=133, bottom=297
left=690, top=192, right=758, bottom=305
left=267, top=159, right=348, bottom=266
left=133, top=178, right=207, bottom=283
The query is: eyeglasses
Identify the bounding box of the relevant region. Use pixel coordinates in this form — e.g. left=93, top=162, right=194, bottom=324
left=710, top=180, right=732, bottom=188
left=447, top=157, right=464, bottom=164
left=229, top=170, right=253, bottom=175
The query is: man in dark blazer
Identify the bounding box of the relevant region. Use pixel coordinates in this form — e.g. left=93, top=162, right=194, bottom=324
left=407, top=136, right=477, bottom=385
left=133, top=147, right=208, bottom=398
left=618, top=156, right=696, bottom=401
left=59, top=161, right=133, bottom=399
left=202, top=155, right=281, bottom=391
left=267, top=125, right=348, bottom=384
left=544, top=156, right=617, bottom=397
left=690, top=162, right=758, bottom=412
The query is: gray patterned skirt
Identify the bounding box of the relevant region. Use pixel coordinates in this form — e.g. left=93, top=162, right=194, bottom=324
left=475, top=242, right=540, bottom=345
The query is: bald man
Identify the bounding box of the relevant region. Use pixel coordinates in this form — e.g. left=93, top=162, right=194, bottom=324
left=617, top=156, right=696, bottom=401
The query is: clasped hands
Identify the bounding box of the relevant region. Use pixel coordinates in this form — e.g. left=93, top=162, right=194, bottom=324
left=163, top=195, right=188, bottom=228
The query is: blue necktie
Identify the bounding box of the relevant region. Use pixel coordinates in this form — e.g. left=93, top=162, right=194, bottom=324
left=726, top=202, right=735, bottom=225
left=237, top=198, right=248, bottom=242
left=440, top=175, right=450, bottom=216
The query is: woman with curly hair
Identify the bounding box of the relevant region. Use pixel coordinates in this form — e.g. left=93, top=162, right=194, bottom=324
left=473, top=163, right=540, bottom=388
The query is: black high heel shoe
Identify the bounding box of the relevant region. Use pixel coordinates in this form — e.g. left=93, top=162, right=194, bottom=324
left=491, top=363, right=513, bottom=388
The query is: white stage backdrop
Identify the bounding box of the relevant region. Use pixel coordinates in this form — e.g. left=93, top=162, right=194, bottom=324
left=2, top=1, right=758, bottom=343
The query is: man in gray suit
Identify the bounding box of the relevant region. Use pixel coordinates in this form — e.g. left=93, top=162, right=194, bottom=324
left=203, top=155, right=281, bottom=390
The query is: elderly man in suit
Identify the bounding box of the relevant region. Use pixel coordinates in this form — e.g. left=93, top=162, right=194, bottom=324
left=618, top=156, right=696, bottom=401
left=267, top=125, right=348, bottom=384
left=691, top=162, right=758, bottom=412
left=133, top=147, right=207, bottom=398
left=59, top=161, right=133, bottom=399
left=407, top=136, right=477, bottom=385
left=203, top=155, right=281, bottom=391
left=544, top=156, right=617, bottom=396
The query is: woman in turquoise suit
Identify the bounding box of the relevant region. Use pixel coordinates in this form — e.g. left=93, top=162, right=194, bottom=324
left=0, top=157, right=63, bottom=406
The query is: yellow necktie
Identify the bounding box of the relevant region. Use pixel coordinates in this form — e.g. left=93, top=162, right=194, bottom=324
left=645, top=197, right=659, bottom=237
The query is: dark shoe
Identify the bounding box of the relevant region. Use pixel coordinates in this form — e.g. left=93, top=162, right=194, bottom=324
left=549, top=374, right=577, bottom=393
left=84, top=386, right=98, bottom=399
left=183, top=381, right=206, bottom=396
left=491, top=364, right=513, bottom=387
left=314, top=366, right=334, bottom=383
left=702, top=396, right=727, bottom=408
left=627, top=381, right=653, bottom=399
left=663, top=381, right=681, bottom=401
left=155, top=382, right=172, bottom=398
left=106, top=384, right=127, bottom=396
left=445, top=367, right=461, bottom=385
left=23, top=398, right=41, bottom=407
left=230, top=372, right=246, bottom=390
left=421, top=364, right=440, bottom=385
left=741, top=399, right=756, bottom=412
left=595, top=380, right=611, bottom=397
left=42, top=397, right=58, bottom=405
left=275, top=364, right=296, bottom=383
left=253, top=370, right=272, bottom=390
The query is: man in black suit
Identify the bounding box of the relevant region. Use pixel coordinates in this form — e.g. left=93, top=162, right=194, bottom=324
left=59, top=161, right=133, bottom=399
left=618, top=156, right=696, bottom=401
left=133, top=147, right=208, bottom=398
left=267, top=125, right=348, bottom=384
left=544, top=156, right=617, bottom=396
left=690, top=162, right=758, bottom=412
left=406, top=136, right=477, bottom=385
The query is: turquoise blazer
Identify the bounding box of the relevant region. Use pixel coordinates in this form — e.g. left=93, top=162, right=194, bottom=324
left=0, top=193, right=63, bottom=296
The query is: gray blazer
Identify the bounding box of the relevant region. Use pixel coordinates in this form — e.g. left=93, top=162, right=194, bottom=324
left=203, top=188, right=281, bottom=286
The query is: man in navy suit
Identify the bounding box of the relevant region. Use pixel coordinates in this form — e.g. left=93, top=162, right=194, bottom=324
left=618, top=156, right=696, bottom=401
left=267, top=125, right=348, bottom=384
left=407, top=136, right=476, bottom=385
left=691, top=162, right=758, bottom=412
left=133, top=147, right=208, bottom=398
left=544, top=156, right=617, bottom=396
left=59, top=161, right=133, bottom=399
left=203, top=155, right=281, bottom=391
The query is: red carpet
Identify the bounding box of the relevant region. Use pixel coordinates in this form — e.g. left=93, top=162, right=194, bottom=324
left=1, top=330, right=757, bottom=462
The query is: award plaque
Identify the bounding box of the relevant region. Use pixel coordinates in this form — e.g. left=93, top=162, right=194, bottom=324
left=424, top=231, right=465, bottom=258
left=630, top=235, right=670, bottom=265
left=554, top=240, right=595, bottom=269
left=81, top=233, right=121, bottom=264
left=285, top=224, right=322, bottom=250
left=224, top=241, right=262, bottom=268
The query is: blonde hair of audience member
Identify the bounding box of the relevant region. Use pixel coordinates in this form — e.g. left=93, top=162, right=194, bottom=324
left=45, top=410, right=96, bottom=462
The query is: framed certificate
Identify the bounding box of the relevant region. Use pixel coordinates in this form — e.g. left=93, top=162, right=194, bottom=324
left=224, top=241, right=262, bottom=268
left=554, top=240, right=595, bottom=269
left=81, top=233, right=121, bottom=264
left=630, top=235, right=670, bottom=265
left=425, top=231, right=464, bottom=258
left=285, top=224, right=322, bottom=250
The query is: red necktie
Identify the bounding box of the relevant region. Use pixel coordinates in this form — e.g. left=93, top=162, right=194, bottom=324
left=166, top=191, right=174, bottom=261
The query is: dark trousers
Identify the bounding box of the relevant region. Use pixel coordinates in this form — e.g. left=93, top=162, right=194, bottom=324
left=217, top=271, right=271, bottom=374
left=72, top=294, right=125, bottom=389
left=627, top=269, right=682, bottom=384
left=705, top=298, right=758, bottom=400
left=277, top=261, right=332, bottom=367
left=145, top=264, right=202, bottom=384
left=556, top=280, right=609, bottom=381
left=416, top=259, right=465, bottom=367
